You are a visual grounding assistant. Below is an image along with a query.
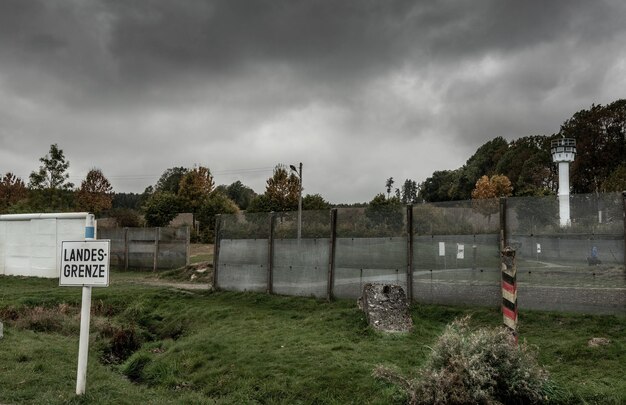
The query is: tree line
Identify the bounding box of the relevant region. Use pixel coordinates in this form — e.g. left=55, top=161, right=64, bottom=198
left=0, top=144, right=113, bottom=215
left=418, top=99, right=626, bottom=202
left=0, top=146, right=333, bottom=242
left=342, top=99, right=625, bottom=234
left=2, top=99, right=623, bottom=235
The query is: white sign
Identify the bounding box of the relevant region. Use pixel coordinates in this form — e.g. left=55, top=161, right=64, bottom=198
left=457, top=244, right=465, bottom=259
left=60, top=240, right=110, bottom=287
left=536, top=243, right=541, bottom=254
left=438, top=242, right=445, bottom=256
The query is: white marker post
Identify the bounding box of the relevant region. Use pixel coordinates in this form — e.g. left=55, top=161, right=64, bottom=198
left=78, top=214, right=94, bottom=395
left=59, top=214, right=110, bottom=396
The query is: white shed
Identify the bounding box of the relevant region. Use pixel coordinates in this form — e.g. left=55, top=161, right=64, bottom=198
left=0, top=213, right=88, bottom=278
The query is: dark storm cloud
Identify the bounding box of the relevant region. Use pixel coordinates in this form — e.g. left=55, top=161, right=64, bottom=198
left=0, top=0, right=624, bottom=202
left=2, top=0, right=614, bottom=100
left=102, top=0, right=620, bottom=87
left=1, top=0, right=621, bottom=106
left=106, top=1, right=410, bottom=82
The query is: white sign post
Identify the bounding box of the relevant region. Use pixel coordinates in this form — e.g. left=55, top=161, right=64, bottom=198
left=59, top=214, right=110, bottom=396
left=59, top=241, right=110, bottom=287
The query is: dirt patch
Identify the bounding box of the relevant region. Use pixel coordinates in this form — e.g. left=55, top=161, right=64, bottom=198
left=155, top=260, right=214, bottom=285
left=190, top=243, right=213, bottom=257
left=141, top=280, right=212, bottom=290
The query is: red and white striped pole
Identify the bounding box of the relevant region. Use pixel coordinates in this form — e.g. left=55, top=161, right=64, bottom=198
left=501, top=247, right=517, bottom=342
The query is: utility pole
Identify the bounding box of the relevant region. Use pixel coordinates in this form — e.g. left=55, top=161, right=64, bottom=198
left=290, top=162, right=303, bottom=240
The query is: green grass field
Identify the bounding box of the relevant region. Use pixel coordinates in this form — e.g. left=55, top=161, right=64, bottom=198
left=0, top=270, right=624, bottom=404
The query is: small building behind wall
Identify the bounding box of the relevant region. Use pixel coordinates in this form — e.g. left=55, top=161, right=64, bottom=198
left=0, top=213, right=88, bottom=278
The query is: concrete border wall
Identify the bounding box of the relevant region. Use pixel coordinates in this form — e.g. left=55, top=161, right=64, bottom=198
left=98, top=227, right=189, bottom=270
left=215, top=193, right=626, bottom=314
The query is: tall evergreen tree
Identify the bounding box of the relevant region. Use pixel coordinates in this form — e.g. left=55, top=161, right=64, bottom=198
left=28, top=144, right=74, bottom=211
left=0, top=172, right=28, bottom=213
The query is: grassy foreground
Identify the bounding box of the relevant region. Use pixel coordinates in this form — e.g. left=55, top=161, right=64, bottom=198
left=0, top=271, right=624, bottom=404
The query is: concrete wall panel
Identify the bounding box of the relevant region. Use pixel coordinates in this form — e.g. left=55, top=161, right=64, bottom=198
left=332, top=237, right=407, bottom=299
left=273, top=238, right=329, bottom=298
left=218, top=239, right=268, bottom=292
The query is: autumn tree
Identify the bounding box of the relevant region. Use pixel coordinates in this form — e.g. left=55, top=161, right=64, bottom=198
left=0, top=172, right=28, bottom=213
left=264, top=164, right=300, bottom=212
left=471, top=174, right=513, bottom=222
left=28, top=144, right=74, bottom=211
left=471, top=175, right=513, bottom=200
left=178, top=166, right=214, bottom=214
left=76, top=168, right=113, bottom=215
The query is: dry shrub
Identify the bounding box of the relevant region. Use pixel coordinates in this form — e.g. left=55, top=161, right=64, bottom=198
left=374, top=316, right=550, bottom=405
left=91, top=299, right=119, bottom=316
left=0, top=306, right=20, bottom=321
left=3, top=304, right=79, bottom=334
left=17, top=306, right=62, bottom=332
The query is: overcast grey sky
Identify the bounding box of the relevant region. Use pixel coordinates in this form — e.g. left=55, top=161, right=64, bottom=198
left=0, top=0, right=624, bottom=203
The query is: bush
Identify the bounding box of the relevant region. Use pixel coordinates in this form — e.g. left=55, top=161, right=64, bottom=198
left=101, top=325, right=142, bottom=363
left=108, top=208, right=144, bottom=227
left=374, top=316, right=551, bottom=405
left=2, top=304, right=79, bottom=335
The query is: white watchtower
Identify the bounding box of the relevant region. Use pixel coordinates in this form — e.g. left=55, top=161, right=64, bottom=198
left=551, top=138, right=576, bottom=227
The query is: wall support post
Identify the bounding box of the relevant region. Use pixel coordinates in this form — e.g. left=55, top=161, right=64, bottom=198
left=268, top=212, right=276, bottom=294
left=328, top=208, right=338, bottom=301
left=622, top=192, right=626, bottom=269
left=406, top=205, right=414, bottom=302
left=185, top=226, right=190, bottom=266
left=124, top=227, right=129, bottom=271
left=153, top=227, right=160, bottom=271
left=213, top=215, right=222, bottom=289
left=499, top=197, right=507, bottom=251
